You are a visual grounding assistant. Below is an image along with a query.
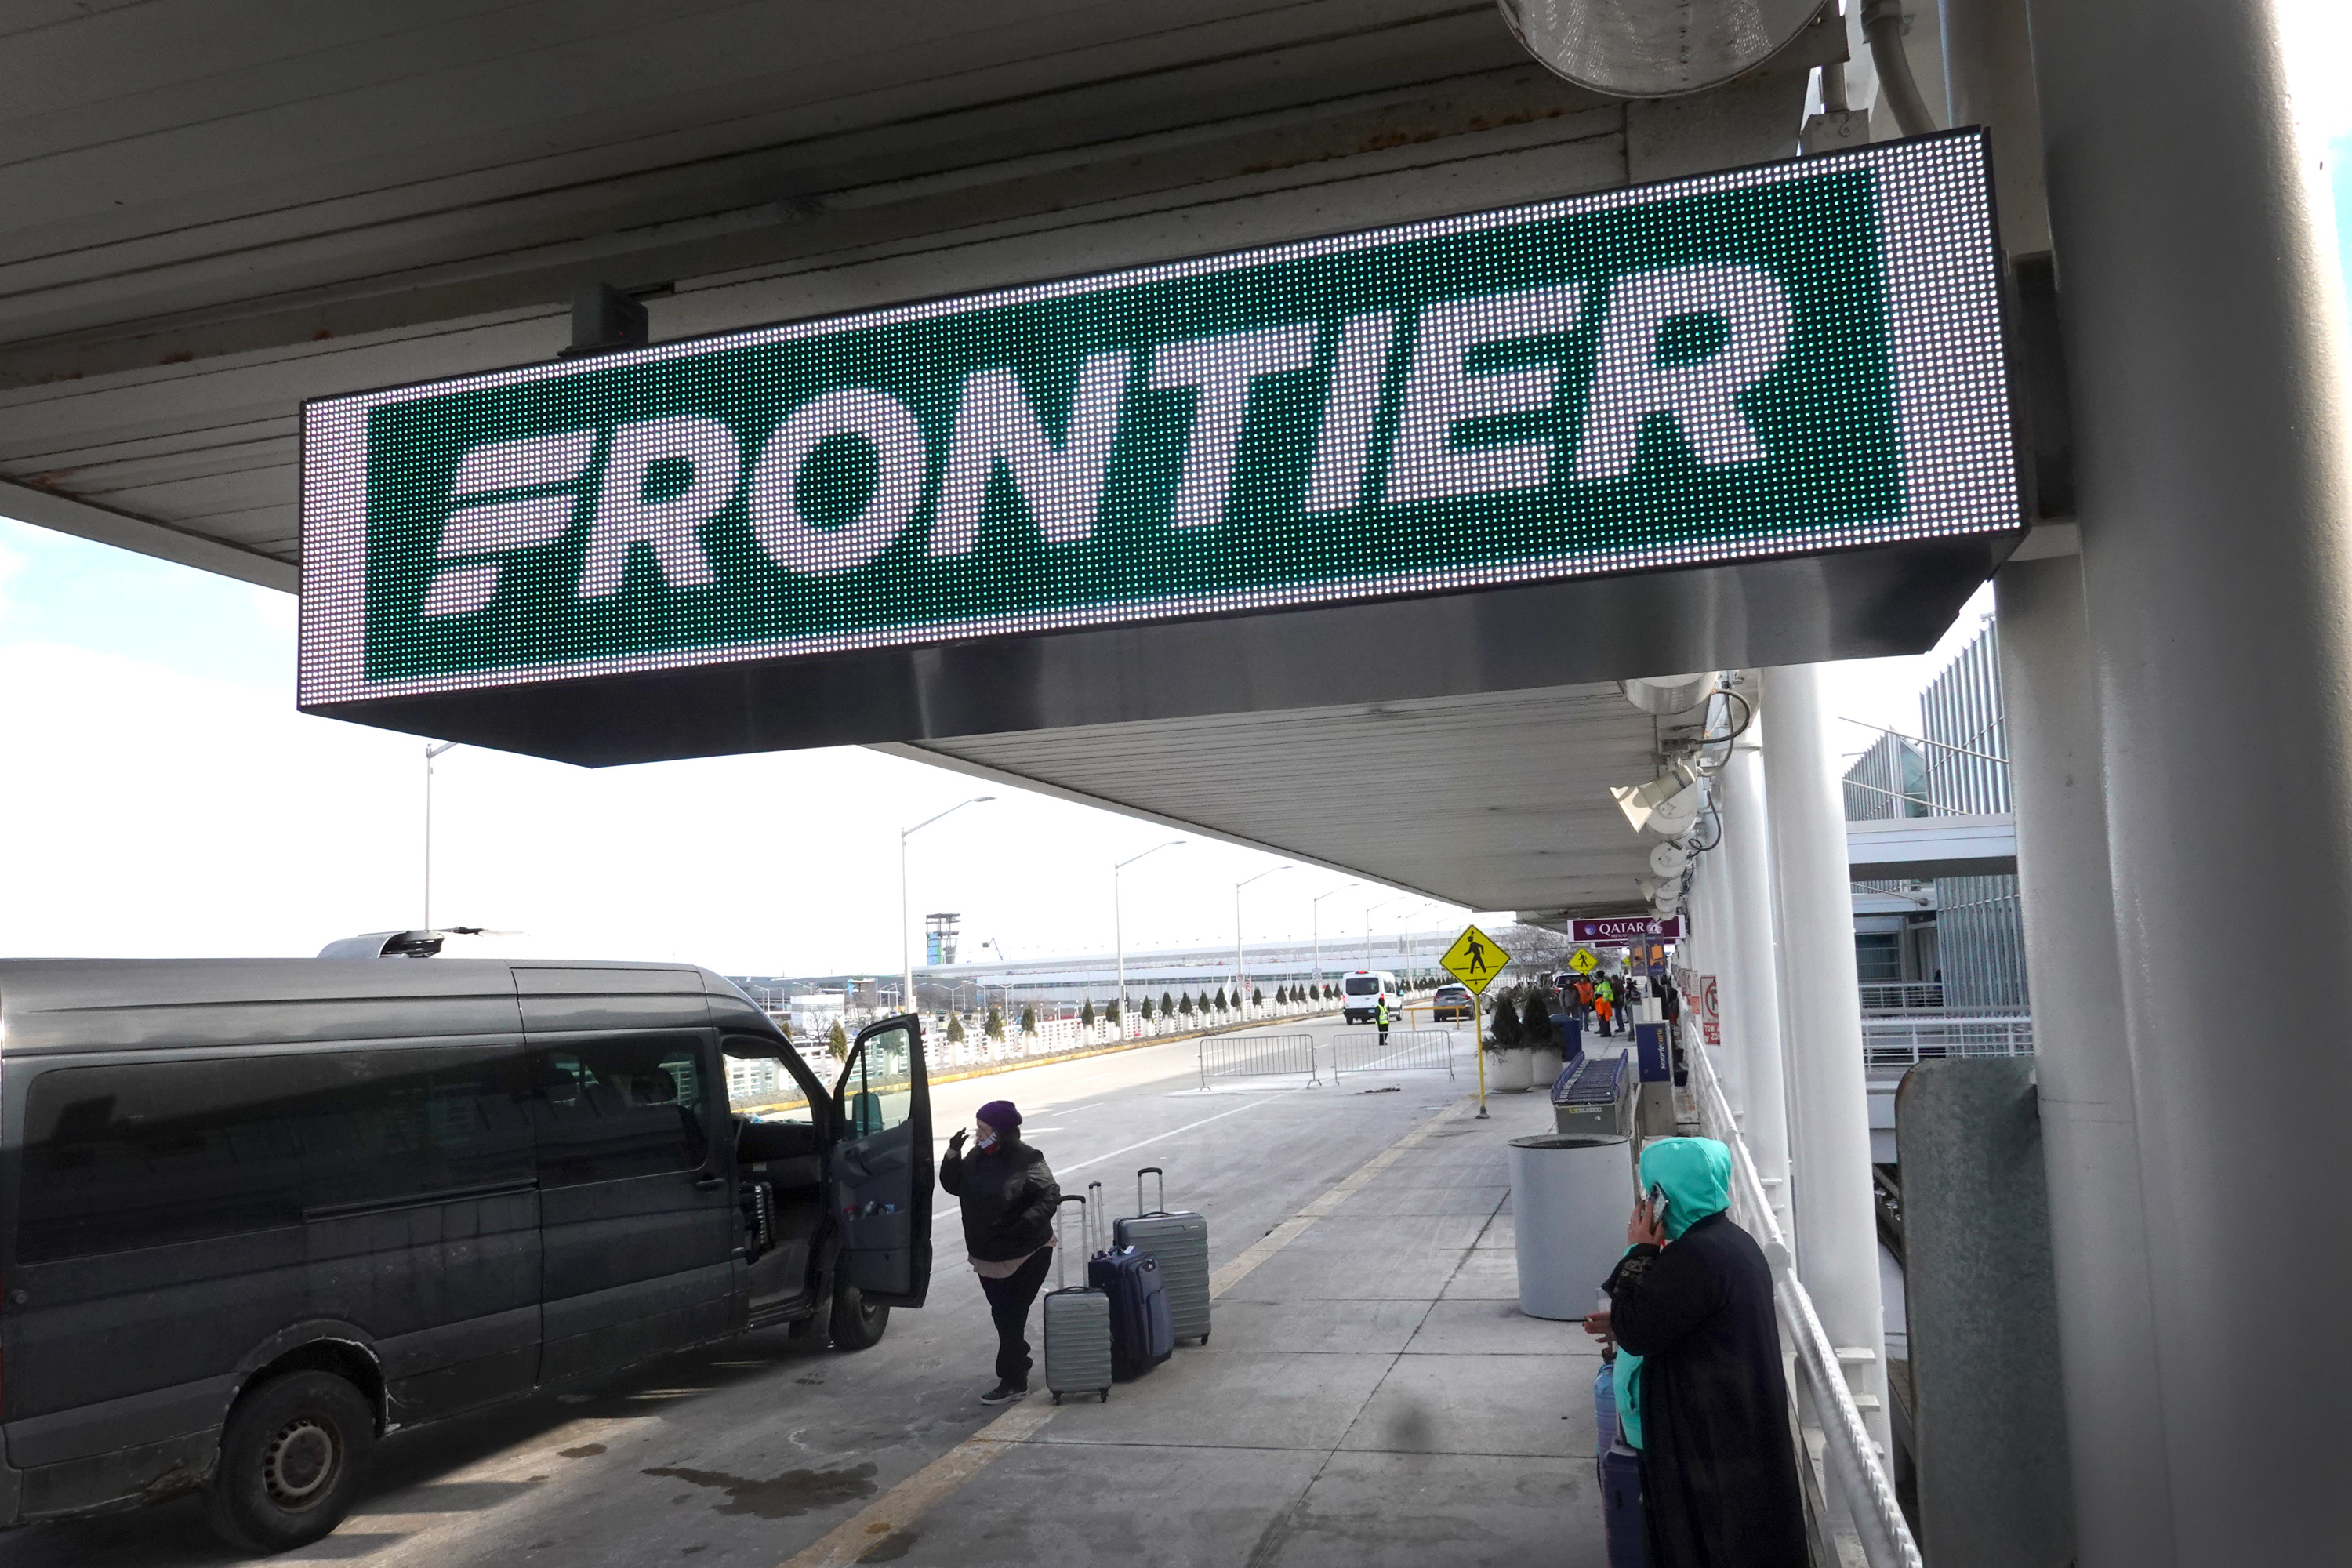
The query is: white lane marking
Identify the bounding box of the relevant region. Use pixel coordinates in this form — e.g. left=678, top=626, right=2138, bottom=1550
left=1053, top=1090, right=1304, bottom=1178
left=778, top=1097, right=1470, bottom=1568
left=1206, top=1105, right=1459, bottom=1295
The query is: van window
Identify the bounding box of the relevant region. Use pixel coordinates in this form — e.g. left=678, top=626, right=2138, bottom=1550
left=1345, top=977, right=1381, bottom=996
left=724, top=1039, right=810, bottom=1123
left=840, top=1025, right=914, bottom=1138
left=532, top=1035, right=711, bottom=1185
left=16, top=1047, right=536, bottom=1262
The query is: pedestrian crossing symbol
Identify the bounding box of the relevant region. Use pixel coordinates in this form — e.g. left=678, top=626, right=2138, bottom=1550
left=1441, top=925, right=1510, bottom=993
left=1567, top=947, right=1600, bottom=975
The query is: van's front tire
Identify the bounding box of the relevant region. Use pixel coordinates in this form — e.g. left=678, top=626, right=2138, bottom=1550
left=829, top=1283, right=890, bottom=1351
left=204, top=1370, right=375, bottom=1554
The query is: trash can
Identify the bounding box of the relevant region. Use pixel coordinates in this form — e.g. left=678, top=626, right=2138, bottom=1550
left=1509, top=1133, right=1635, bottom=1320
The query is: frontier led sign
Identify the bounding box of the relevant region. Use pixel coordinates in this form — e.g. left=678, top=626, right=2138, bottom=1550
left=299, top=131, right=2020, bottom=760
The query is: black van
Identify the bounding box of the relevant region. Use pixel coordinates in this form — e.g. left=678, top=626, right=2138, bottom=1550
left=0, top=957, right=932, bottom=1552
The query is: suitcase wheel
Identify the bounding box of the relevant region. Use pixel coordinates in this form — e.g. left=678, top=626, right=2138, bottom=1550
left=1098, top=1389, right=1109, bottom=1403
left=1053, top=1392, right=1063, bottom=1406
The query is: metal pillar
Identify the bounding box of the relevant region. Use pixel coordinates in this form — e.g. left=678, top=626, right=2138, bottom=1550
left=1760, top=663, right=1888, bottom=1456
left=1995, top=554, right=2172, bottom=1568
left=1719, top=717, right=1794, bottom=1230
left=2029, top=0, right=2352, bottom=1552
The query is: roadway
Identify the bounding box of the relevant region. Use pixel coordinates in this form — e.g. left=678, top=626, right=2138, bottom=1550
left=4, top=1018, right=1602, bottom=1568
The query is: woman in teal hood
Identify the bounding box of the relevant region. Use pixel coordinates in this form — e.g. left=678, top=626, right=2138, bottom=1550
left=1602, top=1138, right=1735, bottom=1446
left=1590, top=1137, right=1803, bottom=1568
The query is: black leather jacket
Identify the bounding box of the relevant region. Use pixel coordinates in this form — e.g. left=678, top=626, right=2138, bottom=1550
left=939, top=1134, right=1060, bottom=1262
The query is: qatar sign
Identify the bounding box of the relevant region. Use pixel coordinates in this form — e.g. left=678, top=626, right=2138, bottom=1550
left=297, top=132, right=2016, bottom=760
left=1573, top=917, right=1684, bottom=943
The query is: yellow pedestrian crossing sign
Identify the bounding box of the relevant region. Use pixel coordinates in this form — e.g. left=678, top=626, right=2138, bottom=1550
left=1567, top=947, right=1599, bottom=975
left=1441, top=925, right=1510, bottom=993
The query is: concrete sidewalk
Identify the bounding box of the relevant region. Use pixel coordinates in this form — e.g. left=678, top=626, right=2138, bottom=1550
left=890, top=1086, right=1606, bottom=1567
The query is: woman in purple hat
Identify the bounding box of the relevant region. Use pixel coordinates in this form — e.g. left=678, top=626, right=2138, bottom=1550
left=938, top=1100, right=1062, bottom=1404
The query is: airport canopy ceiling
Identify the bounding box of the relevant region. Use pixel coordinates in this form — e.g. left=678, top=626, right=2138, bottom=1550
left=0, top=1, right=1951, bottom=921
left=0, top=0, right=1838, bottom=589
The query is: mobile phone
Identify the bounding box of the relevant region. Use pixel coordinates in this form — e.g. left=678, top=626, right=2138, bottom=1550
left=1646, top=1182, right=1671, bottom=1233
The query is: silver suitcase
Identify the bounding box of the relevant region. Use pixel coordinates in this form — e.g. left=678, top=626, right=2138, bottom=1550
left=1113, top=1167, right=1211, bottom=1345
left=1043, top=1194, right=1112, bottom=1403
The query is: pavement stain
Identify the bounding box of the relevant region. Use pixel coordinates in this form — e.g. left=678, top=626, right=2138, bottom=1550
left=557, top=1443, right=607, bottom=1457
left=643, top=1462, right=880, bottom=1519
left=857, top=1530, right=920, bottom=1563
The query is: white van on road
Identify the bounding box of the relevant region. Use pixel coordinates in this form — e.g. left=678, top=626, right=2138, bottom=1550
left=1340, top=971, right=1397, bottom=1025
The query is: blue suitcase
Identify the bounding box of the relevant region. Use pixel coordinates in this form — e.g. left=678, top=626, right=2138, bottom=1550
left=1087, top=1181, right=1175, bottom=1380
left=1595, top=1356, right=1644, bottom=1568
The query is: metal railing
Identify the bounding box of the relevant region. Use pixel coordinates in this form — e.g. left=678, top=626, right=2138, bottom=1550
left=1196, top=1033, right=1321, bottom=1087
left=1861, top=1014, right=2033, bottom=1070
left=1689, top=1039, right=1923, bottom=1568
left=1328, top=1029, right=1457, bottom=1080
left=1858, top=982, right=1945, bottom=1014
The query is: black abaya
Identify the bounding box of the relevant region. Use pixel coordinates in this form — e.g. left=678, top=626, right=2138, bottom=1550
left=1605, top=1211, right=1807, bottom=1568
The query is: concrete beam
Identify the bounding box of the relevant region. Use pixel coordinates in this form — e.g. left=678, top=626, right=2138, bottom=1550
left=1846, top=812, right=2017, bottom=880
left=0, top=477, right=297, bottom=592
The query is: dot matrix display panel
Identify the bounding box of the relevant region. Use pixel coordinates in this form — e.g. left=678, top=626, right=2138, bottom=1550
left=298, top=132, right=2018, bottom=717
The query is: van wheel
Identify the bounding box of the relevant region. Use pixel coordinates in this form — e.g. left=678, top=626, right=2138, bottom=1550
left=829, top=1283, right=890, bottom=1351
left=204, top=1370, right=375, bottom=1554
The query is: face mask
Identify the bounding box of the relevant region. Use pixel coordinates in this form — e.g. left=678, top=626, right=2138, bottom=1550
left=975, top=1124, right=998, bottom=1150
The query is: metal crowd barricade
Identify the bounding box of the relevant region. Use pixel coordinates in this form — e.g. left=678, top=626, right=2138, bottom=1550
left=1327, top=1029, right=1457, bottom=1080
left=1689, top=1039, right=1923, bottom=1568
left=1196, top=1033, right=1321, bottom=1089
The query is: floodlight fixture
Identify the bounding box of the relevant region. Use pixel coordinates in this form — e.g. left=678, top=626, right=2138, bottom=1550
left=1621, top=673, right=1715, bottom=717
left=1648, top=840, right=1693, bottom=879
left=1612, top=765, right=1704, bottom=837
left=1496, top=0, right=1828, bottom=99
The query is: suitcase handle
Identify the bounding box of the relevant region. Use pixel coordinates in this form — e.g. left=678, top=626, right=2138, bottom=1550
left=1137, top=1166, right=1166, bottom=1216
left=1087, top=1180, right=1105, bottom=1256
left=1055, top=1194, right=1085, bottom=1290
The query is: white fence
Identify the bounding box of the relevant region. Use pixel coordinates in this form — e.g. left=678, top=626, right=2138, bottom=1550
left=1689, top=1040, right=1922, bottom=1568
left=1858, top=982, right=1947, bottom=1014
left=1860, top=1014, right=2034, bottom=1071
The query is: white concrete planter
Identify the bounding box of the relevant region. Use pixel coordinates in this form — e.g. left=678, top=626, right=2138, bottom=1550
left=1490, top=1046, right=1537, bottom=1091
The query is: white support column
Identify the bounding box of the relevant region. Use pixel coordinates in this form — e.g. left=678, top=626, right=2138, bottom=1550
left=1686, top=826, right=1742, bottom=1116
left=1716, top=720, right=1793, bottom=1234
left=2028, top=0, right=2352, bottom=1552
left=1760, top=662, right=1888, bottom=1456
left=1996, top=554, right=2174, bottom=1568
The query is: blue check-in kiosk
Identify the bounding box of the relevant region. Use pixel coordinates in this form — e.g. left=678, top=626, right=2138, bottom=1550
left=1634, top=1021, right=1677, bottom=1137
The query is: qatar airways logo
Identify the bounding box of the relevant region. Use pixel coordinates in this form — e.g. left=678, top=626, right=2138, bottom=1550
left=415, top=265, right=1791, bottom=619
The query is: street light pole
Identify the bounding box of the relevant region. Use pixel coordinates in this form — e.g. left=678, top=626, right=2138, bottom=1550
left=1116, top=840, right=1187, bottom=1037
left=1363, top=896, right=1399, bottom=970
left=1311, top=882, right=1359, bottom=1003
left=423, top=741, right=456, bottom=931
left=1234, top=865, right=1293, bottom=1007
left=901, top=796, right=994, bottom=1018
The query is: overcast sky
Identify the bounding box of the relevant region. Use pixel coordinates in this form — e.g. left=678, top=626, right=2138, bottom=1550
left=5, top=16, right=2346, bottom=976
